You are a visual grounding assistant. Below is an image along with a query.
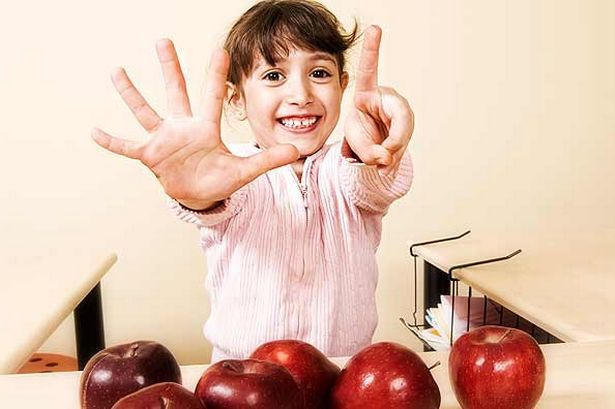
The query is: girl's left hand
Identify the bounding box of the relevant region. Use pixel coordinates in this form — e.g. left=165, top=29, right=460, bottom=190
left=344, top=25, right=414, bottom=176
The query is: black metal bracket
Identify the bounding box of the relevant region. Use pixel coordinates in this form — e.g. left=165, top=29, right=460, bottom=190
left=409, top=230, right=472, bottom=257
left=446, top=249, right=522, bottom=345
left=448, top=249, right=522, bottom=280
left=405, top=230, right=472, bottom=330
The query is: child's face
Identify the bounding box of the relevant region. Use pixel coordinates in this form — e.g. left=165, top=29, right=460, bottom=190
left=231, top=48, right=348, bottom=157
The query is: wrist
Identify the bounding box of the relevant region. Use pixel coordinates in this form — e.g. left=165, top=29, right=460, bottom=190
left=176, top=199, right=221, bottom=213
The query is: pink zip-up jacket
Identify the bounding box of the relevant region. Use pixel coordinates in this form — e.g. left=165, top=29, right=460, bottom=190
left=170, top=141, right=413, bottom=359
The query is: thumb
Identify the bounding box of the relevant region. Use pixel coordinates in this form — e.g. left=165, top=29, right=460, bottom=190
left=240, top=144, right=300, bottom=182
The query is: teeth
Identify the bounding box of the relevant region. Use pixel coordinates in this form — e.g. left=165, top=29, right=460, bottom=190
left=280, top=117, right=318, bottom=129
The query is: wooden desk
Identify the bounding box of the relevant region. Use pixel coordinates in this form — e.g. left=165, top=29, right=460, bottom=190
left=0, top=341, right=613, bottom=407
left=411, top=231, right=615, bottom=343
left=0, top=248, right=117, bottom=374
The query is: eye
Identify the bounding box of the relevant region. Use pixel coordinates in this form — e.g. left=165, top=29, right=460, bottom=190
left=310, top=69, right=332, bottom=79
left=262, top=71, right=284, bottom=82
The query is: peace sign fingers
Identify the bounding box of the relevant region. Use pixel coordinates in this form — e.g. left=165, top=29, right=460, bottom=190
left=354, top=25, right=382, bottom=102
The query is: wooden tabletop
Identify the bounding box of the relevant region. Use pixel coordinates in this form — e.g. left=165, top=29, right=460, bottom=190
left=411, top=229, right=615, bottom=343
left=0, top=340, right=613, bottom=407
left=0, top=246, right=117, bottom=374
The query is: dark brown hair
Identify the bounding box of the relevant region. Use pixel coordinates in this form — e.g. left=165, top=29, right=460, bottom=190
left=224, top=0, right=359, bottom=89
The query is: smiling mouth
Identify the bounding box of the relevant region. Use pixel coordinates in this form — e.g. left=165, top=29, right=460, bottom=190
left=277, top=116, right=321, bottom=131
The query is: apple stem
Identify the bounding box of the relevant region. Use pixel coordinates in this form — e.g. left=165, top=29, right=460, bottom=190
left=125, top=343, right=140, bottom=358
left=428, top=361, right=441, bottom=371
left=221, top=360, right=243, bottom=373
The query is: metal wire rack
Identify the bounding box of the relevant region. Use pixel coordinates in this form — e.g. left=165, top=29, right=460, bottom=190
left=401, top=230, right=563, bottom=351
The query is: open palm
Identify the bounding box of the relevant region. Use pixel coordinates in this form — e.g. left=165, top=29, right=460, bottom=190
left=93, top=39, right=299, bottom=210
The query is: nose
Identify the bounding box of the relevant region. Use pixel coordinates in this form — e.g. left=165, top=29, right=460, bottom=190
left=285, top=76, right=313, bottom=107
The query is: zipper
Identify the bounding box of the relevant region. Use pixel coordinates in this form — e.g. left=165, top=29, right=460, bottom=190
left=291, top=159, right=313, bottom=339
left=298, top=159, right=312, bottom=210
left=299, top=184, right=308, bottom=208
left=289, top=161, right=312, bottom=210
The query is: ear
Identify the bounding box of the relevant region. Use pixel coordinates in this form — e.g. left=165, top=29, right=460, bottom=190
left=340, top=71, right=349, bottom=92
left=226, top=82, right=246, bottom=121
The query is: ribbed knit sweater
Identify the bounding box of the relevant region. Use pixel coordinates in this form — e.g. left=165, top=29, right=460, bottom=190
left=170, top=141, right=413, bottom=360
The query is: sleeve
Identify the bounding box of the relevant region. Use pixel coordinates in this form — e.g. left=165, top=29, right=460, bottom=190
left=339, top=140, right=413, bottom=213
left=167, top=187, right=249, bottom=228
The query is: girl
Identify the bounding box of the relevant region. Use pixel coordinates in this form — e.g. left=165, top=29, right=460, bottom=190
left=93, top=0, right=414, bottom=362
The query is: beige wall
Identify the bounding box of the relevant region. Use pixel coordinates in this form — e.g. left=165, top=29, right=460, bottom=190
left=1, top=0, right=613, bottom=364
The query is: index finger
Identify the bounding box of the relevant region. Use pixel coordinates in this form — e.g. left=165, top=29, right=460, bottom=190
left=354, top=25, right=382, bottom=95
left=201, top=48, right=230, bottom=126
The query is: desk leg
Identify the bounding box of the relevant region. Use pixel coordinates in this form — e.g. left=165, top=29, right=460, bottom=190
left=74, top=283, right=105, bottom=369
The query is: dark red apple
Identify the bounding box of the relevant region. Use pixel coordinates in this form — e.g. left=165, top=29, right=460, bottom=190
left=110, top=382, right=205, bottom=408
left=449, top=325, right=546, bottom=409
left=250, top=339, right=340, bottom=409
left=80, top=340, right=182, bottom=409
left=195, top=359, right=302, bottom=409
left=330, top=342, right=440, bottom=409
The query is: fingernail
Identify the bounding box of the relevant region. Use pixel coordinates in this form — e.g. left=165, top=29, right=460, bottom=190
left=378, top=157, right=392, bottom=167
left=156, top=38, right=171, bottom=48
left=110, top=67, right=124, bottom=80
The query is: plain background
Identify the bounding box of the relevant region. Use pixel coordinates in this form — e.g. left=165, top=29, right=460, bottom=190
left=1, top=0, right=613, bottom=364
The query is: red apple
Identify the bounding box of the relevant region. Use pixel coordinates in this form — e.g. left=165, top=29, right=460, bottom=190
left=195, top=359, right=302, bottom=409
left=80, top=340, right=182, bottom=409
left=250, top=339, right=340, bottom=409
left=330, top=342, right=441, bottom=409
left=449, top=325, right=546, bottom=409
left=110, top=382, right=205, bottom=408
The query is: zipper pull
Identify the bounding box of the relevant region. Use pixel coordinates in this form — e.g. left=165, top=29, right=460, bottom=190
left=300, top=184, right=308, bottom=208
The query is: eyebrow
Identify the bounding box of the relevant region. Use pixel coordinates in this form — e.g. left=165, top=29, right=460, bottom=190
left=309, top=53, right=337, bottom=66
left=254, top=52, right=338, bottom=71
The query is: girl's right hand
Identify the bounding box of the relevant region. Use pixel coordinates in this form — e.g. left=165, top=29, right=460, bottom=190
left=93, top=39, right=299, bottom=211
